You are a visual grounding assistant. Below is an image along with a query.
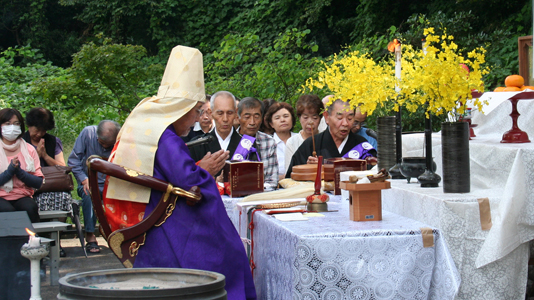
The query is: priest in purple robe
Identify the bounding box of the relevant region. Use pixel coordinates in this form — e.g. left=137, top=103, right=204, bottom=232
left=105, top=45, right=256, bottom=299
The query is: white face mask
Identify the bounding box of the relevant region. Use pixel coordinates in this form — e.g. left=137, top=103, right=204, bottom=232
left=2, top=125, right=22, bottom=141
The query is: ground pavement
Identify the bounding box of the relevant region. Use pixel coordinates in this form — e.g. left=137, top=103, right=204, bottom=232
left=41, top=236, right=123, bottom=300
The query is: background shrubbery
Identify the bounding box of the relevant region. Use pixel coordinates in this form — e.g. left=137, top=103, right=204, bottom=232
left=0, top=0, right=531, bottom=143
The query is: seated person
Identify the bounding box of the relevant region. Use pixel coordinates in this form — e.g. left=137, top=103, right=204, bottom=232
left=103, top=46, right=256, bottom=299
left=181, top=95, right=214, bottom=142
left=317, top=95, right=332, bottom=132
left=235, top=97, right=278, bottom=188
left=263, top=102, right=297, bottom=180
left=286, top=99, right=377, bottom=177
left=285, top=95, right=324, bottom=172
left=352, top=107, right=377, bottom=149
left=189, top=91, right=240, bottom=176
left=0, top=108, right=43, bottom=223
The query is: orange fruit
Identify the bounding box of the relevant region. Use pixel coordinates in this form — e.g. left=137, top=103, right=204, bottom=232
left=505, top=75, right=525, bottom=88
left=521, top=85, right=534, bottom=90
left=503, top=86, right=522, bottom=92
left=494, top=86, right=506, bottom=92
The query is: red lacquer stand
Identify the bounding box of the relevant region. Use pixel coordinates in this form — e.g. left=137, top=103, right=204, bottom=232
left=501, top=91, right=534, bottom=143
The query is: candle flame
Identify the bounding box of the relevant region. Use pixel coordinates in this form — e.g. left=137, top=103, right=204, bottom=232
left=387, top=39, right=401, bottom=52
left=25, top=228, right=35, bottom=236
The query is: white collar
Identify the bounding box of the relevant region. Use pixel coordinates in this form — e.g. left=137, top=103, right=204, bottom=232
left=215, top=126, right=234, bottom=141
left=337, top=134, right=349, bottom=154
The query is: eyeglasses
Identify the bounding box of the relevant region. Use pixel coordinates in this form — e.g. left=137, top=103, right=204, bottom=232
left=353, top=121, right=367, bottom=127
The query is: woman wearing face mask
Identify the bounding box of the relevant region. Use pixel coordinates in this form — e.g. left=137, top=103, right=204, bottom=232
left=0, top=108, right=44, bottom=223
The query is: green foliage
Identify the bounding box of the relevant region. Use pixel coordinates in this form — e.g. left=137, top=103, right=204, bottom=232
left=36, top=38, right=164, bottom=121
left=206, top=28, right=321, bottom=106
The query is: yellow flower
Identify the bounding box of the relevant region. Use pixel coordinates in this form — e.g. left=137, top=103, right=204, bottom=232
left=398, top=28, right=487, bottom=120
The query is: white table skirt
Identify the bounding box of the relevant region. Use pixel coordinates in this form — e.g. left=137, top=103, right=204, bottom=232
left=227, top=196, right=459, bottom=300
left=381, top=180, right=528, bottom=299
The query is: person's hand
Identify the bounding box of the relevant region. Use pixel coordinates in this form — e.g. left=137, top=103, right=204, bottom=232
left=307, top=156, right=318, bottom=164
left=10, top=157, right=20, bottom=168
left=81, top=178, right=90, bottom=195
left=36, top=139, right=46, bottom=158
left=198, top=150, right=230, bottom=176
left=215, top=170, right=224, bottom=183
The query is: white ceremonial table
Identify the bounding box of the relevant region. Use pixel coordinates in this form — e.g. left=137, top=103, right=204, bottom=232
left=230, top=196, right=460, bottom=300
left=383, top=92, right=534, bottom=299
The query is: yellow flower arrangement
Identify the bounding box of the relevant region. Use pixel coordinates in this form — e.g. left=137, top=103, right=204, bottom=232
left=398, top=28, right=488, bottom=120
left=305, top=51, right=397, bottom=115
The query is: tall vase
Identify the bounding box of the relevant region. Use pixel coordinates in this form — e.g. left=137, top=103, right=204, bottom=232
left=389, top=108, right=405, bottom=179
left=376, top=116, right=396, bottom=171
left=442, top=122, right=470, bottom=193
left=417, top=112, right=441, bottom=187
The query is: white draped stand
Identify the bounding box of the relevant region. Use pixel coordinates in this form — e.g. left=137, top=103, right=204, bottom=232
left=380, top=92, right=534, bottom=299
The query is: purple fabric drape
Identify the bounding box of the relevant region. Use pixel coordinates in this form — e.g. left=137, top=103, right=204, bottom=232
left=134, top=126, right=256, bottom=300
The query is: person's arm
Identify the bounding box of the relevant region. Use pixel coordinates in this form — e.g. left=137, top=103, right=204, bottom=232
left=264, top=142, right=279, bottom=187
left=68, top=129, right=88, bottom=184
left=0, top=160, right=18, bottom=186
left=14, top=167, right=43, bottom=189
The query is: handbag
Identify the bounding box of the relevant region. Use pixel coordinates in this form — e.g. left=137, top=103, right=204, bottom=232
left=37, top=165, right=75, bottom=193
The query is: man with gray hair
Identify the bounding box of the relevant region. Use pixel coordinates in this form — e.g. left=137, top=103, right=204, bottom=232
left=286, top=99, right=377, bottom=177
left=68, top=120, right=121, bottom=254
left=236, top=97, right=278, bottom=188
left=189, top=91, right=236, bottom=176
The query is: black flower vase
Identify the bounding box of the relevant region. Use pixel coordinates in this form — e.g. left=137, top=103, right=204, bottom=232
left=389, top=108, right=405, bottom=179
left=418, top=112, right=441, bottom=187
left=376, top=116, right=396, bottom=171
left=442, top=122, right=470, bottom=193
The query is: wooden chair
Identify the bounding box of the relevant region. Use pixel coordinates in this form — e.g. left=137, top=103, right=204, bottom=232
left=87, top=155, right=201, bottom=268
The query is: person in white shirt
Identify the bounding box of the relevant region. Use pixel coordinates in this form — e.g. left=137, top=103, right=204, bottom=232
left=285, top=95, right=324, bottom=173
left=264, top=102, right=297, bottom=180
left=317, top=95, right=333, bottom=133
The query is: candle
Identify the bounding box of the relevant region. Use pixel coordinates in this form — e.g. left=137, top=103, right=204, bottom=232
left=395, top=42, right=402, bottom=93
left=25, top=228, right=40, bottom=247
left=387, top=39, right=402, bottom=93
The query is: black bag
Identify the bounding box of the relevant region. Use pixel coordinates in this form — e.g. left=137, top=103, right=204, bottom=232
left=37, top=165, right=74, bottom=192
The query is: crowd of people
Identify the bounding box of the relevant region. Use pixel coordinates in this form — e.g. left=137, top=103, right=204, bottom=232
left=0, top=45, right=378, bottom=299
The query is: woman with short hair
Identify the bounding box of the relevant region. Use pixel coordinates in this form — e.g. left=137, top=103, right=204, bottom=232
left=264, top=102, right=297, bottom=180
left=284, top=95, right=324, bottom=173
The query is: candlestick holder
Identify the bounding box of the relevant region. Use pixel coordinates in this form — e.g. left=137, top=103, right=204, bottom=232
left=21, top=242, right=49, bottom=300
left=500, top=92, right=534, bottom=143
left=418, top=111, right=441, bottom=187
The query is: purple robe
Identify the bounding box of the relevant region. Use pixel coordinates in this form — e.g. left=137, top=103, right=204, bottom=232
left=134, top=126, right=257, bottom=300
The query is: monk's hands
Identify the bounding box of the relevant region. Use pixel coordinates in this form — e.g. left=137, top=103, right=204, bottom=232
left=198, top=150, right=230, bottom=176
left=307, top=156, right=318, bottom=164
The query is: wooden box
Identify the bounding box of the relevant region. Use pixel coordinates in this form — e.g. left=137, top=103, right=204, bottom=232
left=339, top=181, right=391, bottom=221
left=223, top=161, right=264, bottom=197
left=326, top=158, right=367, bottom=195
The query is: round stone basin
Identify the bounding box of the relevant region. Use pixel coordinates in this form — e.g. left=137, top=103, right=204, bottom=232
left=58, top=268, right=226, bottom=299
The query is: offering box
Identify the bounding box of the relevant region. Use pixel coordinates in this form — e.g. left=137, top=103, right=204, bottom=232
left=339, top=181, right=391, bottom=221
left=223, top=161, right=264, bottom=197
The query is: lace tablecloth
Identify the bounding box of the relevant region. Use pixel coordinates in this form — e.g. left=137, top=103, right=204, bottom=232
left=230, top=196, right=460, bottom=300
left=379, top=95, right=534, bottom=299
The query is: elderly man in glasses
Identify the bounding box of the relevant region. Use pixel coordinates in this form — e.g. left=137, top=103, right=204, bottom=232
left=352, top=107, right=377, bottom=149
